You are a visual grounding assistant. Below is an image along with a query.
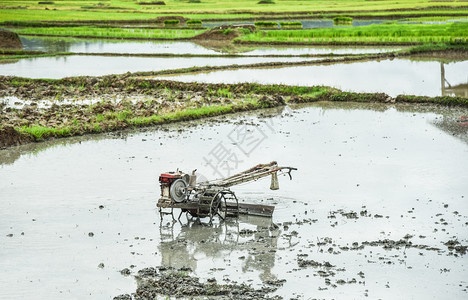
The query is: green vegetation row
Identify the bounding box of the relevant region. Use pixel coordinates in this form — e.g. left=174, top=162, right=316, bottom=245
left=1, top=0, right=468, bottom=23
left=237, top=22, right=468, bottom=44
left=12, top=22, right=467, bottom=45
left=13, top=26, right=205, bottom=39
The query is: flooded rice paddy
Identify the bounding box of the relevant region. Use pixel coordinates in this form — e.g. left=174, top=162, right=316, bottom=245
left=1, top=103, right=467, bottom=299
left=20, top=37, right=403, bottom=55
left=154, top=58, right=468, bottom=97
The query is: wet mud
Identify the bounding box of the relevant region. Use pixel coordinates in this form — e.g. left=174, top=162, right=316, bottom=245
left=0, top=126, right=32, bottom=148
left=114, top=266, right=279, bottom=300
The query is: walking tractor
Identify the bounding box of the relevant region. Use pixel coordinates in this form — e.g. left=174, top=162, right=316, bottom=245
left=157, top=161, right=297, bottom=223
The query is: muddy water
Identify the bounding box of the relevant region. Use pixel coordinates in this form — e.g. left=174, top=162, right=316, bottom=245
left=0, top=55, right=319, bottom=79
left=20, top=36, right=402, bottom=55
left=1, top=102, right=467, bottom=299
left=154, top=58, right=468, bottom=97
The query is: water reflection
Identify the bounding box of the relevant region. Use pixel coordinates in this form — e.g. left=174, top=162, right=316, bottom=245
left=158, top=215, right=278, bottom=282
left=432, top=114, right=468, bottom=144
left=0, top=55, right=318, bottom=79
left=21, top=37, right=220, bottom=55
left=155, top=58, right=468, bottom=97
left=20, top=36, right=402, bottom=55
left=441, top=62, right=468, bottom=97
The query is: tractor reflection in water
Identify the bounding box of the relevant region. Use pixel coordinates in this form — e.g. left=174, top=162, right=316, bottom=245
left=159, top=214, right=280, bottom=283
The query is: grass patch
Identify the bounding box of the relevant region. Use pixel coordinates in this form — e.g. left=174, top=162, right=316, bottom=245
left=280, top=21, right=302, bottom=29
left=186, top=19, right=202, bottom=27
left=254, top=21, right=278, bottom=28
left=333, top=16, right=353, bottom=25
left=163, top=19, right=180, bottom=28
left=17, top=125, right=71, bottom=140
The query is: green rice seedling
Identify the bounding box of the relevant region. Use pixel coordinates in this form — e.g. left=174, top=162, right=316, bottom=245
left=186, top=19, right=202, bottom=28
left=222, top=28, right=233, bottom=35
left=216, top=88, right=232, bottom=98
left=164, top=20, right=180, bottom=28
left=96, top=114, right=105, bottom=122
left=254, top=21, right=278, bottom=29
left=333, top=17, right=353, bottom=25
left=18, top=125, right=70, bottom=140
left=92, top=124, right=102, bottom=132
left=117, top=110, right=132, bottom=121
left=280, top=21, right=302, bottom=29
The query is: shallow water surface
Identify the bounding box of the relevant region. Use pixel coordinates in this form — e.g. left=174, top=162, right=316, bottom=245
left=20, top=36, right=402, bottom=55
left=155, top=58, right=468, bottom=97
left=0, top=55, right=318, bottom=79
left=20, top=37, right=221, bottom=55
left=1, top=102, right=467, bottom=299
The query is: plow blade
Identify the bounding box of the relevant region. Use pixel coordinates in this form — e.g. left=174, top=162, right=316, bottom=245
left=226, top=202, right=275, bottom=217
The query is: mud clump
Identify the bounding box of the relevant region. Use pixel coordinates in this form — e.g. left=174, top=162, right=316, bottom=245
left=114, top=266, right=279, bottom=299
left=0, top=29, right=23, bottom=49
left=192, top=25, right=255, bottom=41
left=258, top=95, right=285, bottom=108
left=444, top=240, right=467, bottom=255
left=0, top=126, right=32, bottom=148
left=297, top=258, right=334, bottom=268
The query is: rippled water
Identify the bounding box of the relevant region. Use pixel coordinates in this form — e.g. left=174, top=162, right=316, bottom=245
left=154, top=58, right=468, bottom=97
left=1, top=102, right=467, bottom=299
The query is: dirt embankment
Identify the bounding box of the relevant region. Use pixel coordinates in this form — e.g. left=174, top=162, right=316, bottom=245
left=0, top=29, right=23, bottom=49
left=192, top=25, right=255, bottom=41
left=0, top=126, right=32, bottom=148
